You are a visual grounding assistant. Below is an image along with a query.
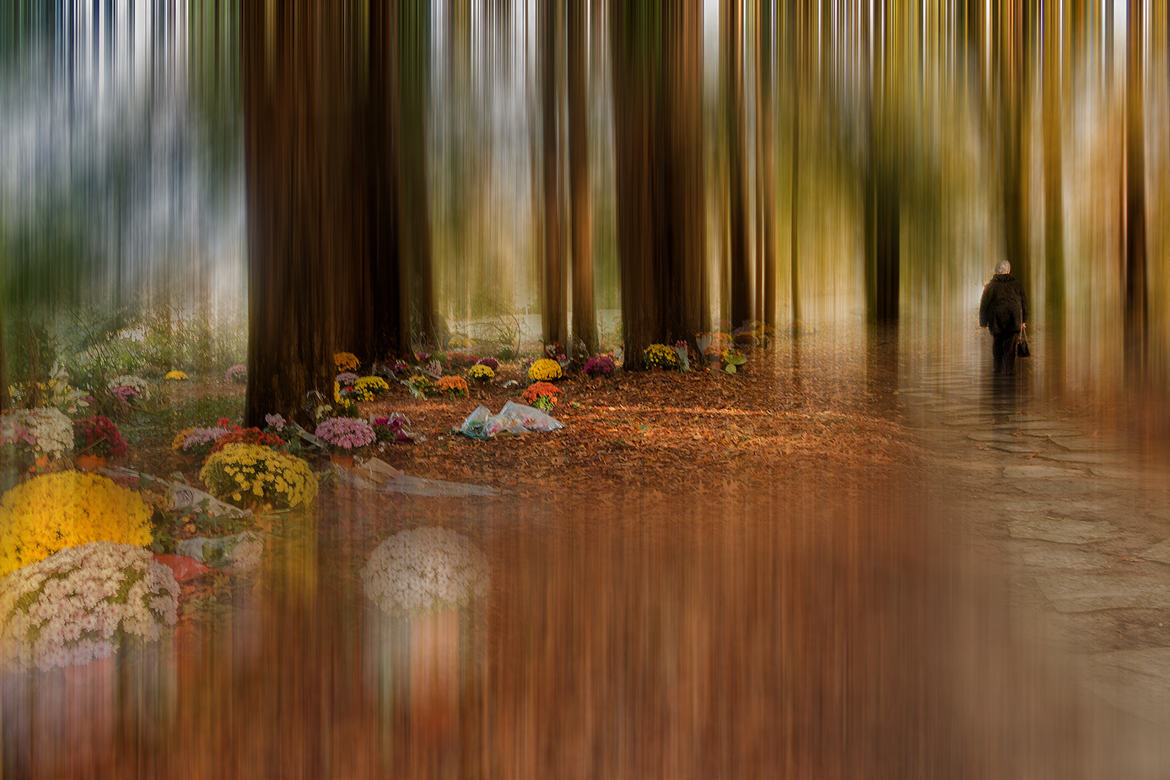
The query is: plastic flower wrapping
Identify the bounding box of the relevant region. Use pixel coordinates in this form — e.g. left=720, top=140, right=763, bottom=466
left=334, top=352, right=361, bottom=373
left=315, top=416, right=376, bottom=452
left=0, top=472, right=153, bottom=578
left=109, top=374, right=151, bottom=398
left=164, top=370, right=189, bottom=381
left=0, top=542, right=179, bottom=672
left=225, top=364, right=247, bottom=383
left=521, top=381, right=562, bottom=411
left=199, top=444, right=318, bottom=510
left=73, top=415, right=129, bottom=458
left=642, top=343, right=681, bottom=370
left=361, top=527, right=489, bottom=616
left=467, top=364, right=495, bottom=383
left=436, top=376, right=469, bottom=397
left=373, top=415, right=414, bottom=443
left=583, top=354, right=616, bottom=377
left=527, top=358, right=563, bottom=382
left=1, top=407, right=74, bottom=457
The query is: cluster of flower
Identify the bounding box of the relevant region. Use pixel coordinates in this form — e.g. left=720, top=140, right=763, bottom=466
left=0, top=408, right=74, bottom=457
left=334, top=352, right=361, bottom=373
left=360, top=527, right=490, bottom=616
left=315, top=416, right=376, bottom=452
left=175, top=426, right=229, bottom=460
left=0, top=542, right=179, bottom=671
left=521, top=382, right=562, bottom=411
left=642, top=343, right=680, bottom=370
left=225, top=364, right=247, bottom=384
left=583, top=354, right=616, bottom=377
left=0, top=472, right=153, bottom=578
left=73, top=415, right=128, bottom=458
left=467, top=364, right=495, bottom=383
left=373, top=416, right=413, bottom=444
left=335, top=371, right=360, bottom=386
left=199, top=443, right=318, bottom=510
left=476, top=357, right=500, bottom=371
left=208, top=426, right=285, bottom=454
left=164, top=370, right=189, bottom=381
left=527, top=358, right=563, bottom=382
left=437, top=376, right=469, bottom=398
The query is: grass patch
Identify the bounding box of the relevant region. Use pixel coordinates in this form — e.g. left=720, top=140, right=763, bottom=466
left=122, top=395, right=244, bottom=449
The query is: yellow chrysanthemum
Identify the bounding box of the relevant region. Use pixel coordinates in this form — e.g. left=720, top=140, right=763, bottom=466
left=333, top=352, right=360, bottom=372
left=200, top=444, right=318, bottom=511
left=164, top=370, right=189, bottom=381
left=527, top=358, right=563, bottom=382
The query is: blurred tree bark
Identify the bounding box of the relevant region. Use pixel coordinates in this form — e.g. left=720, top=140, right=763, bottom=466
left=754, top=0, right=776, bottom=335
left=241, top=3, right=361, bottom=426
left=1042, top=0, right=1064, bottom=334
left=997, top=1, right=1031, bottom=288
left=1124, top=0, right=1148, bottom=376
left=788, top=0, right=803, bottom=330
left=611, top=1, right=708, bottom=368
left=864, top=1, right=899, bottom=325
left=723, top=0, right=751, bottom=327
left=540, top=1, right=568, bottom=349
left=567, top=1, right=598, bottom=355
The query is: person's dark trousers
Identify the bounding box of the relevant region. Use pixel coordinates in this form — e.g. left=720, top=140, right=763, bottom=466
left=992, top=330, right=1019, bottom=374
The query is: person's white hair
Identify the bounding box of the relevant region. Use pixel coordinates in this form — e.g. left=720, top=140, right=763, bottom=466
left=995, top=260, right=1011, bottom=275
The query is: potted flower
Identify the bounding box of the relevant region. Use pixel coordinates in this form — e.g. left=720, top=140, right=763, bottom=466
left=72, top=415, right=128, bottom=470
left=467, top=364, right=495, bottom=385
left=315, top=416, right=376, bottom=467
left=334, top=352, right=361, bottom=373
left=642, top=344, right=680, bottom=371
left=521, top=381, right=562, bottom=412
left=527, top=358, right=563, bottom=382
left=583, top=354, right=616, bottom=378
left=436, top=376, right=469, bottom=398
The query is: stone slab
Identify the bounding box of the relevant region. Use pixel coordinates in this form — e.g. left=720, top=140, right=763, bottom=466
left=1008, top=516, right=1115, bottom=544
left=1037, top=574, right=1170, bottom=612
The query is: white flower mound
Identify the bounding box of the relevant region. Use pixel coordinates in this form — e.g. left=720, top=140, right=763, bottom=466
left=3, top=407, right=74, bottom=457
left=361, top=527, right=489, bottom=616
left=0, top=542, right=180, bottom=671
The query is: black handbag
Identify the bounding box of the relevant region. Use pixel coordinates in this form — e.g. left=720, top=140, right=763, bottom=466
left=1017, top=325, right=1030, bottom=357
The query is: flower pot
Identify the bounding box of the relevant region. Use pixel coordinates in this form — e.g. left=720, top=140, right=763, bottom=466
left=331, top=452, right=355, bottom=468
left=76, top=454, right=108, bottom=472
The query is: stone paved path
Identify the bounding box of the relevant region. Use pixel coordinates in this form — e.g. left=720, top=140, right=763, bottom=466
left=898, top=361, right=1170, bottom=773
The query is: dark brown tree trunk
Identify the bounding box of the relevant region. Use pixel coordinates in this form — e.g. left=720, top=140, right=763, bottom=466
left=998, top=1, right=1031, bottom=284
left=397, top=2, right=440, bottom=350
left=864, top=2, right=899, bottom=325
left=1124, top=0, right=1148, bottom=376
left=723, top=0, right=751, bottom=327
left=611, top=1, right=707, bottom=368
left=241, top=3, right=364, bottom=426
left=789, top=0, right=802, bottom=330
left=1042, top=0, right=1064, bottom=334
left=540, top=1, right=568, bottom=349
left=567, top=1, right=598, bottom=355
left=757, top=0, right=776, bottom=335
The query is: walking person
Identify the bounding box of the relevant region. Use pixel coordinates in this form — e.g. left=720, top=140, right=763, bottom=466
left=979, top=261, right=1028, bottom=375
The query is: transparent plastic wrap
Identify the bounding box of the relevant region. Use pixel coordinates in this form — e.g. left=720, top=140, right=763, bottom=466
left=457, top=401, right=564, bottom=439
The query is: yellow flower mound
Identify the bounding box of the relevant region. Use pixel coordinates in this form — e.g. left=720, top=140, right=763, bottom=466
left=0, top=473, right=152, bottom=578
left=527, top=358, right=563, bottom=382
left=334, top=352, right=360, bottom=372
left=642, top=343, right=680, bottom=370
left=164, top=370, right=189, bottom=381
left=355, top=376, right=389, bottom=397
left=467, top=364, right=495, bottom=382
left=200, top=443, right=318, bottom=511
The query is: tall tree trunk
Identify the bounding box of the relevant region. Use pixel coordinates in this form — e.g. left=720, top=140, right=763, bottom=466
left=723, top=0, right=751, bottom=327
left=757, top=0, right=776, bottom=335
left=998, top=1, right=1031, bottom=282
left=567, top=0, right=597, bottom=355
left=241, top=2, right=364, bottom=426
left=789, top=0, right=802, bottom=330
left=864, top=1, right=899, bottom=325
left=1042, top=0, right=1064, bottom=333
left=1124, top=0, right=1148, bottom=376
left=398, top=2, right=439, bottom=349
left=611, top=1, right=707, bottom=367
left=540, top=1, right=568, bottom=349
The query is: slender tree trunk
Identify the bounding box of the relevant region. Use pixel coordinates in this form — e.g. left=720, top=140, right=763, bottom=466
left=723, top=0, right=751, bottom=327
left=567, top=1, right=597, bottom=355
left=865, top=0, right=899, bottom=325
left=1042, top=0, right=1064, bottom=333
left=1124, top=0, right=1148, bottom=376
left=398, top=2, right=439, bottom=349
left=789, top=0, right=802, bottom=330
left=540, top=1, right=568, bottom=349
left=241, top=2, right=362, bottom=426
left=999, top=1, right=1031, bottom=283
left=758, top=0, right=776, bottom=335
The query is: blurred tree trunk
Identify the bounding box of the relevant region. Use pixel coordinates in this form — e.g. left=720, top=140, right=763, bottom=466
left=788, top=0, right=803, bottom=330
left=397, top=2, right=440, bottom=349
left=540, top=2, right=568, bottom=349
left=1124, top=0, right=1148, bottom=376
left=567, top=1, right=598, bottom=355
left=755, top=0, right=776, bottom=335
left=241, top=2, right=364, bottom=426
left=611, top=1, right=707, bottom=368
left=723, top=0, right=751, bottom=327
left=1042, top=0, right=1064, bottom=334
left=864, top=1, right=899, bottom=325
left=997, top=1, right=1031, bottom=284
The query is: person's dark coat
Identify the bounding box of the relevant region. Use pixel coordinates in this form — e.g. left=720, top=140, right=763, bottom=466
left=979, top=273, right=1027, bottom=335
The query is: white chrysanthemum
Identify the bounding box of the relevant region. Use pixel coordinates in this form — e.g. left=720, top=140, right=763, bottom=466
left=0, top=542, right=180, bottom=671
left=108, top=375, right=151, bottom=398
left=10, top=408, right=74, bottom=456
left=361, top=527, right=489, bottom=616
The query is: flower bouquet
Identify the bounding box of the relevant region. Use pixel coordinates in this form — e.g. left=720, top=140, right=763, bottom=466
left=521, top=381, right=562, bottom=412
left=315, top=416, right=376, bottom=466
left=373, top=415, right=414, bottom=444
left=72, top=415, right=128, bottom=469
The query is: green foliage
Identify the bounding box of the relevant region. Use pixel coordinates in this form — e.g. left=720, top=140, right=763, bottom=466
left=121, top=395, right=243, bottom=450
